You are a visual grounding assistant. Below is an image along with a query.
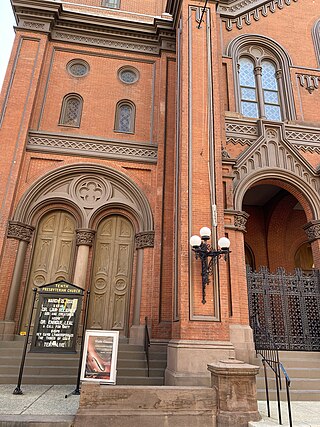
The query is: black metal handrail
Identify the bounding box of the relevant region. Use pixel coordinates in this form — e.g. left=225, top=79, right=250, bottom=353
left=144, top=316, right=150, bottom=377
left=251, top=314, right=292, bottom=427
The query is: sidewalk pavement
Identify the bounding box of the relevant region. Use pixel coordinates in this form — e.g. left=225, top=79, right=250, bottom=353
left=0, top=384, right=319, bottom=426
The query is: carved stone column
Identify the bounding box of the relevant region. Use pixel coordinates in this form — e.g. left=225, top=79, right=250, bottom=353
left=303, top=220, right=320, bottom=268
left=129, top=231, right=154, bottom=345
left=2, top=222, right=34, bottom=340
left=73, top=229, right=95, bottom=289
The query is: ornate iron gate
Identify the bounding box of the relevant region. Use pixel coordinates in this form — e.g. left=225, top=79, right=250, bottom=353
left=247, top=267, right=320, bottom=351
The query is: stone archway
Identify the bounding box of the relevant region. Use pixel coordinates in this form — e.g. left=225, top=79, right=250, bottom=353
left=6, top=164, right=154, bottom=340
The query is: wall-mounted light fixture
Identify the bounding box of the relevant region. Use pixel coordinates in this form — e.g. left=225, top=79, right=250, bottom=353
left=190, top=227, right=230, bottom=304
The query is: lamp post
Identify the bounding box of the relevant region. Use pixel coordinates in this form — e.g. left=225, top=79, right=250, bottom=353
left=190, top=227, right=230, bottom=304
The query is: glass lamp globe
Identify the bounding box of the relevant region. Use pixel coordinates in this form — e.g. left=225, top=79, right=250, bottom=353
left=199, top=227, right=211, bottom=240
left=190, top=235, right=201, bottom=248
left=218, top=236, right=231, bottom=250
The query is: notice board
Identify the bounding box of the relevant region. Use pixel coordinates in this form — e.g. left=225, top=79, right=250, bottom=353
left=30, top=281, right=84, bottom=353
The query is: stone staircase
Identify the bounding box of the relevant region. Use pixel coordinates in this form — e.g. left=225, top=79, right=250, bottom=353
left=0, top=338, right=167, bottom=386
left=256, top=351, right=320, bottom=401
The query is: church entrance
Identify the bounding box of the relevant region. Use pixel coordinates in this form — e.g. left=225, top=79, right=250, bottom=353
left=242, top=183, right=320, bottom=351
left=87, top=215, right=134, bottom=336
left=20, top=210, right=76, bottom=333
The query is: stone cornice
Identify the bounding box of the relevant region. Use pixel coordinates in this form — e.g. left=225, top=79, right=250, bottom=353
left=12, top=0, right=176, bottom=55
left=27, top=131, right=158, bottom=164
left=217, top=0, right=298, bottom=31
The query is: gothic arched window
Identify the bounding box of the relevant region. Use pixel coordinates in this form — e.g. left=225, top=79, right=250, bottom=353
left=227, top=35, right=295, bottom=121
left=312, top=19, right=320, bottom=67
left=239, top=57, right=281, bottom=120
left=115, top=100, right=135, bottom=133
left=59, top=93, right=83, bottom=127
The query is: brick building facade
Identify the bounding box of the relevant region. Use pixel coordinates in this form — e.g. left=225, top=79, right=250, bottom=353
left=0, top=0, right=319, bottom=388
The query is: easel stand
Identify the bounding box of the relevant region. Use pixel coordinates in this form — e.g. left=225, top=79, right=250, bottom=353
left=65, top=290, right=90, bottom=398
left=13, top=288, right=37, bottom=395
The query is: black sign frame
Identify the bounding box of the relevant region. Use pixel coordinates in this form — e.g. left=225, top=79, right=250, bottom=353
left=30, top=280, right=84, bottom=354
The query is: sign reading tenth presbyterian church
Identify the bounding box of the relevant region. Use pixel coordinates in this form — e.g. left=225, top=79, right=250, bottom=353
left=30, top=281, right=84, bottom=353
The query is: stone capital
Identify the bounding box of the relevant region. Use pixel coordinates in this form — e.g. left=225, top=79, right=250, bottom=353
left=303, top=220, right=320, bottom=242
left=224, top=210, right=249, bottom=232
left=76, top=229, right=96, bottom=246
left=7, top=221, right=35, bottom=243
left=135, top=231, right=155, bottom=249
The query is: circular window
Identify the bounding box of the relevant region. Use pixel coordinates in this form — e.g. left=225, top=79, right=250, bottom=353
left=67, top=59, right=90, bottom=77
left=118, top=67, right=139, bottom=84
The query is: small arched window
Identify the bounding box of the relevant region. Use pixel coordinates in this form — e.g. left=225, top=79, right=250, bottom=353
left=59, top=93, right=83, bottom=127
left=115, top=101, right=135, bottom=133
left=102, top=0, right=120, bottom=9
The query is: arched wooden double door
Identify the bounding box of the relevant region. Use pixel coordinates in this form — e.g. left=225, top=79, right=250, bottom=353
left=20, top=211, right=76, bottom=332
left=87, top=216, right=134, bottom=336
left=20, top=212, right=134, bottom=337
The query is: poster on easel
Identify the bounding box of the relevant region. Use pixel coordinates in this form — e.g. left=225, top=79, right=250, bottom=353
left=80, top=330, right=119, bottom=384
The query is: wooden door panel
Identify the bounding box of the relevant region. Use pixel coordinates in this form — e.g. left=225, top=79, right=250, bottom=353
left=20, top=211, right=76, bottom=332
left=89, top=215, right=134, bottom=336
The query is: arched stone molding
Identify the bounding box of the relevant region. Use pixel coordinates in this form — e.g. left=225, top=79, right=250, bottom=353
left=312, top=18, right=320, bottom=67
left=234, top=170, right=320, bottom=221
left=13, top=163, right=154, bottom=233
left=226, top=34, right=295, bottom=120
left=233, top=122, right=320, bottom=220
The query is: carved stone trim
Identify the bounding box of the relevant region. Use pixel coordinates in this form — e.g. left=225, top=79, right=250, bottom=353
left=297, top=74, right=319, bottom=93
left=303, top=221, right=320, bottom=242
left=76, top=229, right=96, bottom=246
left=233, top=122, right=319, bottom=194
left=218, top=0, right=298, bottom=31
left=7, top=221, right=35, bottom=243
left=225, top=210, right=250, bottom=232
left=234, top=211, right=250, bottom=231
left=135, top=231, right=155, bottom=249
left=27, top=131, right=158, bottom=164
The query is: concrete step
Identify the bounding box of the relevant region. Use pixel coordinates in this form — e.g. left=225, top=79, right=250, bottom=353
left=255, top=351, right=320, bottom=401
left=279, top=351, right=320, bottom=360
left=0, top=339, right=167, bottom=386
left=256, top=368, right=320, bottom=381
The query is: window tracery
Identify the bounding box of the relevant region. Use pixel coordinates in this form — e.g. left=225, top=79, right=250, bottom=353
left=227, top=35, right=295, bottom=121
left=115, top=100, right=135, bottom=133
left=59, top=94, right=83, bottom=127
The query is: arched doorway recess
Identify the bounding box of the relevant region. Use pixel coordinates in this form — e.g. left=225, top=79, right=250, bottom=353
left=240, top=181, right=320, bottom=351
left=9, top=164, right=154, bottom=339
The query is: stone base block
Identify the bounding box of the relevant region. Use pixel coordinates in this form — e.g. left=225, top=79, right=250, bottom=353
left=129, top=325, right=145, bottom=345
left=0, top=321, right=15, bottom=341
left=208, top=359, right=261, bottom=427
left=165, top=340, right=235, bottom=386
left=74, top=384, right=216, bottom=427
left=229, top=324, right=256, bottom=364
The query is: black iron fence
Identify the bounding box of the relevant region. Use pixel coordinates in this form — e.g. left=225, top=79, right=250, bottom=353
left=247, top=267, right=320, bottom=351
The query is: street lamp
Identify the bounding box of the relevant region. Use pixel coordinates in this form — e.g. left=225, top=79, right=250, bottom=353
left=190, top=227, right=230, bottom=304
